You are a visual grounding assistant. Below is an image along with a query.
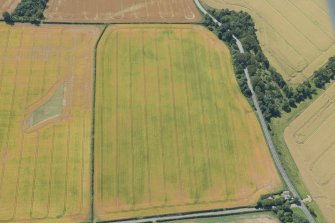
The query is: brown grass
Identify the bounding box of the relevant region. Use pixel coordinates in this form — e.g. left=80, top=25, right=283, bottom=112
left=201, top=0, right=335, bottom=85
left=0, top=23, right=100, bottom=222
left=45, top=0, right=201, bottom=23
left=285, top=82, right=335, bottom=222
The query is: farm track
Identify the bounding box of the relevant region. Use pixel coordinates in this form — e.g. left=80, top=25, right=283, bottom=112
left=0, top=0, right=294, bottom=221
left=192, top=1, right=317, bottom=222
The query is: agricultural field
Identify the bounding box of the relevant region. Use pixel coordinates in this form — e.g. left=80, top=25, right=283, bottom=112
left=201, top=0, right=335, bottom=85
left=45, top=0, right=201, bottom=23
left=94, top=24, right=281, bottom=220
left=166, top=212, right=279, bottom=223
left=0, top=0, right=19, bottom=18
left=0, top=24, right=100, bottom=222
left=285, top=82, right=335, bottom=222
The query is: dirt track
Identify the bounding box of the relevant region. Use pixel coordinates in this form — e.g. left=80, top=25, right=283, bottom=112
left=45, top=0, right=201, bottom=23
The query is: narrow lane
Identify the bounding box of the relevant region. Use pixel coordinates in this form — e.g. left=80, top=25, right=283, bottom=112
left=192, top=0, right=316, bottom=222
left=106, top=208, right=261, bottom=223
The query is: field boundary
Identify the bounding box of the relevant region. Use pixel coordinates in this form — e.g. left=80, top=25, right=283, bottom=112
left=1, top=2, right=320, bottom=221
left=97, top=206, right=260, bottom=223
left=0, top=19, right=202, bottom=25
left=90, top=24, right=108, bottom=223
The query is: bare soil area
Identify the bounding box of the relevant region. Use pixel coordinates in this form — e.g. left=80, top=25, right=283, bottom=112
left=45, top=0, right=201, bottom=23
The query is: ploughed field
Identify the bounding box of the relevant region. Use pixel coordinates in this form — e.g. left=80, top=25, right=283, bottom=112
left=285, top=82, right=335, bottom=222
left=201, top=0, right=335, bottom=85
left=0, top=0, right=19, bottom=18
left=45, top=0, right=201, bottom=23
left=0, top=24, right=99, bottom=222
left=94, top=24, right=281, bottom=220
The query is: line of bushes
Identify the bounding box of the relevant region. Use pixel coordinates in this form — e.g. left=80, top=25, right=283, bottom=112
left=2, top=0, right=48, bottom=24
left=203, top=9, right=335, bottom=121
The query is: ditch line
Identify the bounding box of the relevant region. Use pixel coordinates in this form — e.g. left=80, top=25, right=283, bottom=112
left=90, top=24, right=108, bottom=223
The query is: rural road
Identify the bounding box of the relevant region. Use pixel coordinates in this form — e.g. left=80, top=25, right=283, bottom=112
left=97, top=2, right=317, bottom=223
left=192, top=0, right=316, bottom=222
left=108, top=207, right=261, bottom=223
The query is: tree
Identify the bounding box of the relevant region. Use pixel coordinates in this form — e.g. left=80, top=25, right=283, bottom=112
left=282, top=101, right=291, bottom=112
left=288, top=98, right=296, bottom=108
left=2, top=11, right=14, bottom=25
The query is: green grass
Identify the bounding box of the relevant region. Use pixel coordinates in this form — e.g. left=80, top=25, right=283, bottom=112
left=165, top=212, right=279, bottom=223
left=31, top=85, right=64, bottom=126
left=270, top=86, right=328, bottom=223
left=94, top=24, right=281, bottom=220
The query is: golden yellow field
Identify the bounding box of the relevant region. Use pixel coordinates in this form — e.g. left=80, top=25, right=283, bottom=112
left=0, top=24, right=99, bottom=222
left=201, top=0, right=335, bottom=85
left=94, top=24, right=281, bottom=220
left=285, top=82, right=335, bottom=222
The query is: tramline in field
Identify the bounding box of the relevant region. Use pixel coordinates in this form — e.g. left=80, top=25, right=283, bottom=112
left=45, top=0, right=201, bottom=23
left=285, top=82, right=335, bottom=222
left=0, top=24, right=99, bottom=222
left=94, top=24, right=281, bottom=220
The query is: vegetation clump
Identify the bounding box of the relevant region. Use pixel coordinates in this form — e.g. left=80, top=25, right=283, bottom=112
left=203, top=9, right=335, bottom=121
left=257, top=195, right=308, bottom=223
left=312, top=56, right=335, bottom=88
left=11, top=0, right=48, bottom=23
left=2, top=11, right=14, bottom=25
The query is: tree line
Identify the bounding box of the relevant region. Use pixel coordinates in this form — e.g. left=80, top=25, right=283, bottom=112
left=203, top=9, right=335, bottom=121
left=257, top=197, right=308, bottom=223
left=2, top=0, right=48, bottom=24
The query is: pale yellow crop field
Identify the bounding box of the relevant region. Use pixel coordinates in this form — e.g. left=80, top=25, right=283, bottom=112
left=0, top=24, right=99, bottom=222
left=201, top=0, right=335, bottom=85
left=94, top=24, right=281, bottom=220
left=285, top=82, right=335, bottom=222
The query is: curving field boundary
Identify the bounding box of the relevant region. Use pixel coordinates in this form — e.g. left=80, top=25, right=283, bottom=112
left=200, top=0, right=335, bottom=85
left=93, top=24, right=281, bottom=221
left=285, top=83, right=335, bottom=222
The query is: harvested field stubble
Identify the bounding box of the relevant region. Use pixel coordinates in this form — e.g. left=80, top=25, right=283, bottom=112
left=94, top=25, right=281, bottom=220
left=0, top=0, right=19, bottom=18
left=45, top=0, right=201, bottom=23
left=202, top=0, right=335, bottom=85
left=285, top=82, right=335, bottom=222
left=0, top=24, right=99, bottom=222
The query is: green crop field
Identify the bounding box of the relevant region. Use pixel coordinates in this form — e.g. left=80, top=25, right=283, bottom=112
left=94, top=24, right=281, bottom=220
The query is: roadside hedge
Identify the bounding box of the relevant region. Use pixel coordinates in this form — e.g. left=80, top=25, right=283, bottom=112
left=203, top=9, right=335, bottom=121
